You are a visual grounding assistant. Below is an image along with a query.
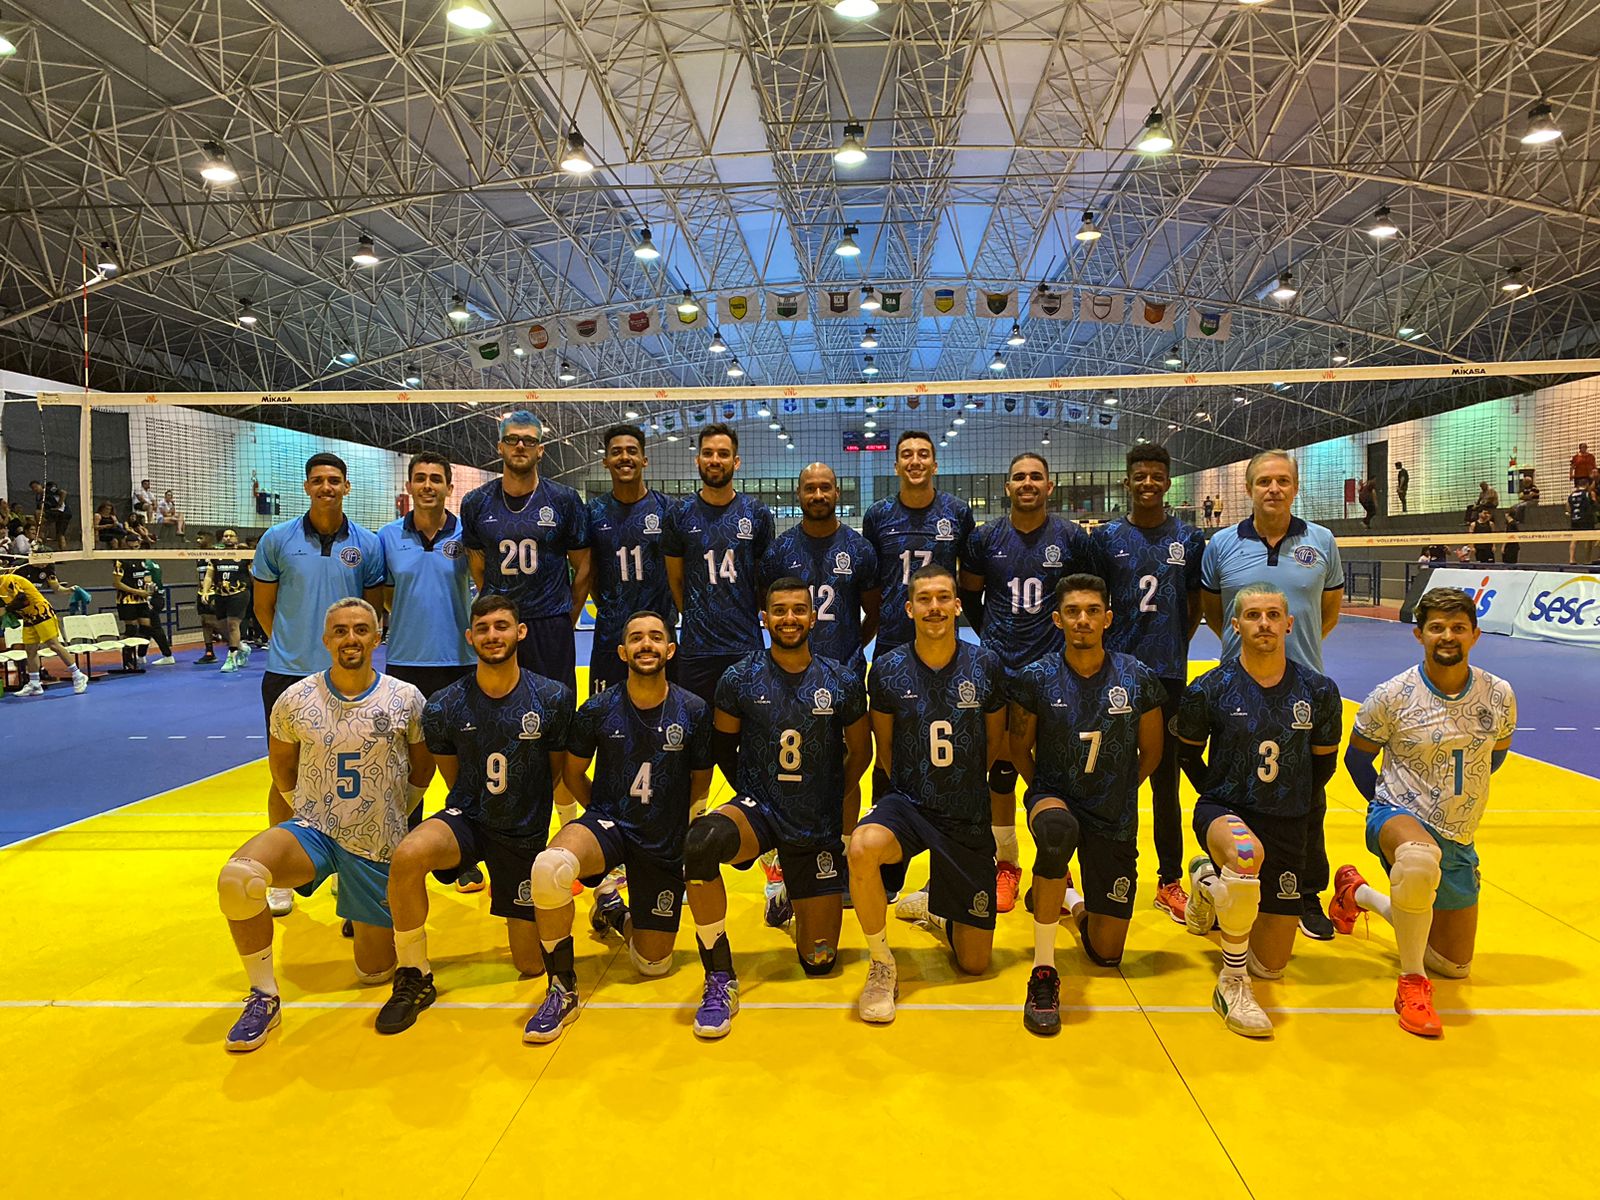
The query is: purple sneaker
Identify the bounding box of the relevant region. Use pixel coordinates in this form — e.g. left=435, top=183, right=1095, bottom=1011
left=589, top=889, right=627, bottom=939
left=692, top=971, right=739, bottom=1040
left=523, top=980, right=580, bottom=1045
left=224, top=989, right=281, bottom=1053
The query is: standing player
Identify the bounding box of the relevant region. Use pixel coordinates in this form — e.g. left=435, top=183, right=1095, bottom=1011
left=203, top=530, right=254, bottom=673
left=585, top=423, right=677, bottom=695
left=1008, top=575, right=1164, bottom=1035
left=375, top=595, right=574, bottom=1034
left=662, top=423, right=774, bottom=708
left=760, top=462, right=880, bottom=668
left=214, top=599, right=429, bottom=1052
left=1094, top=443, right=1207, bottom=921
left=1331, top=588, right=1516, bottom=1037
left=252, top=453, right=387, bottom=915
left=113, top=549, right=175, bottom=666
left=958, top=451, right=1101, bottom=912
left=523, top=611, right=714, bottom=1044
left=0, top=571, right=87, bottom=696
left=1175, top=584, right=1342, bottom=1038
left=680, top=578, right=872, bottom=1038
left=849, top=564, right=1007, bottom=1024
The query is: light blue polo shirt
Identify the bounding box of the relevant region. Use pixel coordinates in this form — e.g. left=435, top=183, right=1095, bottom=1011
left=1200, top=515, right=1342, bottom=671
left=252, top=515, right=385, bottom=676
left=378, top=512, right=473, bottom=668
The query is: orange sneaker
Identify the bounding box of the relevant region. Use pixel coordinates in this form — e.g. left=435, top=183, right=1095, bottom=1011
left=1153, top=880, right=1188, bottom=924
left=995, top=861, right=1022, bottom=913
left=1395, top=973, right=1442, bottom=1038
left=760, top=849, right=785, bottom=887
left=1329, top=864, right=1367, bottom=935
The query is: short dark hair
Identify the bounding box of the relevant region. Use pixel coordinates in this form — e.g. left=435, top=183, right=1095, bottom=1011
left=624, top=609, right=676, bottom=642
left=698, top=422, right=737, bottom=451
left=1126, top=443, right=1171, bottom=474
left=1415, top=586, right=1479, bottom=630
left=406, top=451, right=451, bottom=484
left=764, top=575, right=812, bottom=609
left=1009, top=450, right=1049, bottom=474
left=897, top=430, right=935, bottom=454
left=305, top=452, right=348, bottom=479
left=470, top=593, right=519, bottom=623
left=908, top=562, right=957, bottom=593
left=1054, top=573, right=1109, bottom=608
left=603, top=424, right=647, bottom=452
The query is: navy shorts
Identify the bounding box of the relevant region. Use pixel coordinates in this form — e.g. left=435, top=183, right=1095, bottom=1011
left=1025, top=796, right=1139, bottom=920
left=726, top=795, right=848, bottom=900
left=516, top=613, right=576, bottom=694
left=385, top=662, right=473, bottom=701
left=215, top=593, right=249, bottom=621
left=676, top=653, right=745, bottom=709
left=262, top=670, right=306, bottom=726
left=858, top=792, right=996, bottom=930
left=571, top=813, right=685, bottom=933
left=428, top=808, right=543, bottom=921
left=1193, top=799, right=1308, bottom=917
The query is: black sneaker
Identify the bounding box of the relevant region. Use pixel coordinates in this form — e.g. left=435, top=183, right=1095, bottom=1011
left=1299, top=895, right=1335, bottom=941
left=1023, top=965, right=1062, bottom=1036
left=589, top=889, right=627, bottom=938
left=375, top=967, right=436, bottom=1034
left=195, top=652, right=218, bottom=664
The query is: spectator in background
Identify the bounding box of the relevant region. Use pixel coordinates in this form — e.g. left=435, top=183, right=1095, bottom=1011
left=156, top=489, right=185, bottom=543
left=1476, top=481, right=1499, bottom=517
left=29, top=480, right=45, bottom=516
left=1572, top=442, right=1595, bottom=489
left=1212, top=499, right=1223, bottom=527
left=1358, top=477, right=1378, bottom=529
left=1453, top=544, right=1473, bottom=563
left=1203, top=495, right=1215, bottom=527
left=125, top=508, right=157, bottom=549
left=1419, top=543, right=1449, bottom=564
left=133, top=479, right=157, bottom=523
left=1520, top=475, right=1541, bottom=505
left=41, top=482, right=72, bottom=548
left=1470, top=507, right=1496, bottom=563
left=94, top=501, right=127, bottom=546
left=1570, top=479, right=1598, bottom=565
left=1395, top=462, right=1409, bottom=512
left=1503, top=498, right=1526, bottom=564
left=5, top=517, right=31, bottom=559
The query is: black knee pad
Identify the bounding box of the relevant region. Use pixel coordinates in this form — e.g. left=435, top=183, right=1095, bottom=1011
left=1081, top=923, right=1123, bottom=969
left=1029, top=806, right=1080, bottom=878
left=682, top=812, right=742, bottom=882
left=797, top=944, right=837, bottom=976
left=988, top=759, right=1019, bottom=796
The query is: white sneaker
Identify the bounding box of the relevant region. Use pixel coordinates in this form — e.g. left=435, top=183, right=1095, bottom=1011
left=220, top=652, right=239, bottom=673
left=858, top=959, right=899, bottom=1024
left=1212, top=974, right=1273, bottom=1038
left=894, top=889, right=930, bottom=924
left=17, top=680, right=44, bottom=697
left=151, top=655, right=176, bottom=666
left=239, top=643, right=252, bottom=663
left=267, top=887, right=295, bottom=917
left=1185, top=854, right=1218, bottom=937
left=72, top=670, right=88, bottom=694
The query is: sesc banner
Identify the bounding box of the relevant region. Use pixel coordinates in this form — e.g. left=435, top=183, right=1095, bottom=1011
left=1510, top=572, right=1600, bottom=648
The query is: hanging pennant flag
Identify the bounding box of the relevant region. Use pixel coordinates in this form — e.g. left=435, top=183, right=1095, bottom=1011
left=922, top=285, right=968, bottom=317
left=617, top=306, right=661, bottom=340
left=1032, top=399, right=1057, bottom=420
left=1093, top=407, right=1120, bottom=431
left=1002, top=396, right=1019, bottom=413
left=659, top=412, right=679, bottom=433
left=780, top=397, right=802, bottom=415
left=905, top=395, right=921, bottom=409
left=686, top=405, right=711, bottom=428
left=1028, top=286, right=1070, bottom=320
left=979, top=289, right=1018, bottom=319
left=565, top=313, right=609, bottom=344
left=523, top=322, right=552, bottom=352
left=877, top=288, right=913, bottom=318
left=1063, top=401, right=1089, bottom=424
left=812, top=397, right=832, bottom=411
left=818, top=288, right=860, bottom=319
left=940, top=394, right=959, bottom=410
left=719, top=401, right=742, bottom=422
left=1184, top=307, right=1233, bottom=341
left=1077, top=294, right=1126, bottom=325
left=667, top=305, right=706, bottom=331
left=1131, top=297, right=1177, bottom=331
left=720, top=293, right=759, bottom=325
left=472, top=336, right=505, bottom=368
left=767, top=291, right=809, bottom=321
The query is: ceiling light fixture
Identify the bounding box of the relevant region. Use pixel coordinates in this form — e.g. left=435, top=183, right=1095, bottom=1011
left=447, top=294, right=470, bottom=322
left=512, top=345, right=525, bottom=356
left=834, top=123, right=868, bottom=167
left=859, top=326, right=879, bottom=349
left=351, top=234, right=381, bottom=267
left=1270, top=270, right=1298, bottom=301
left=953, top=416, right=966, bottom=426
left=707, top=331, right=727, bottom=353
left=558, top=361, right=576, bottom=381
left=404, top=367, right=422, bottom=386
left=1006, top=322, right=1026, bottom=347
left=1397, top=325, right=1417, bottom=338
left=727, top=357, right=745, bottom=378
left=1331, top=341, right=1349, bottom=363
left=337, top=350, right=358, bottom=364
left=198, top=141, right=238, bottom=185
left=633, top=226, right=660, bottom=261
left=0, top=33, right=16, bottom=57
left=1076, top=211, right=1102, bottom=242
left=834, top=225, right=861, bottom=257
left=832, top=0, right=879, bottom=19
left=95, top=242, right=119, bottom=274
left=237, top=299, right=258, bottom=326
left=559, top=130, right=595, bottom=175
left=1521, top=100, right=1562, bottom=146
left=862, top=356, right=879, bottom=376
left=860, top=285, right=881, bottom=312
left=988, top=350, right=1006, bottom=372
left=446, top=0, right=493, bottom=30
left=769, top=421, right=782, bottom=431
left=625, top=409, right=640, bottom=419
left=1501, top=267, right=1527, bottom=293
left=1164, top=347, right=1183, bottom=367
left=1134, top=108, right=1174, bottom=154
left=1366, top=206, right=1400, bottom=239
left=1041, top=435, right=1051, bottom=446
left=756, top=406, right=771, bottom=418
left=1103, top=395, right=1118, bottom=406
left=677, top=288, right=700, bottom=315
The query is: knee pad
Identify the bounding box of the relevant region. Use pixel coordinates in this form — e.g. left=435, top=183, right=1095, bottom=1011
left=1220, top=815, right=1259, bottom=874
left=1211, top=866, right=1262, bottom=938
left=1029, top=806, right=1081, bottom=879
left=988, top=760, right=1019, bottom=796
left=1388, top=840, right=1442, bottom=913
left=689, top=797, right=710, bottom=823
left=1424, top=945, right=1471, bottom=979
left=218, top=857, right=272, bottom=921
left=530, top=847, right=581, bottom=910
left=798, top=941, right=837, bottom=976
left=356, top=963, right=395, bottom=986
left=682, top=812, right=742, bottom=883
left=1246, top=949, right=1284, bottom=980
left=1081, top=924, right=1122, bottom=969
left=627, top=941, right=672, bottom=977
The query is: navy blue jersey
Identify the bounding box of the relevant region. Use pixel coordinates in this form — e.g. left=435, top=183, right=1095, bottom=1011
left=1175, top=659, right=1342, bottom=818
left=662, top=493, right=774, bottom=657
left=587, top=490, right=677, bottom=652
left=962, top=514, right=1103, bottom=674
left=715, top=651, right=868, bottom=845
left=1010, top=652, right=1165, bottom=840
left=459, top=478, right=591, bottom=621
left=566, top=683, right=714, bottom=860
left=1094, top=516, right=1206, bottom=681
left=868, top=641, right=1006, bottom=828
left=421, top=669, right=575, bottom=850
left=862, top=492, right=974, bottom=654
left=759, top=524, right=879, bottom=664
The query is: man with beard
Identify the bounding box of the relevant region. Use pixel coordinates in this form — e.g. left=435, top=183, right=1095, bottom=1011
left=374, top=595, right=574, bottom=1034
left=680, top=578, right=873, bottom=1038
left=205, top=529, right=254, bottom=674
left=1332, top=588, right=1516, bottom=1038
left=522, top=611, right=714, bottom=1044
left=663, top=423, right=774, bottom=708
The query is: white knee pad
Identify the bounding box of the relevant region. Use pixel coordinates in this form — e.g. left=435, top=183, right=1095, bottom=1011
left=356, top=963, right=395, bottom=986
left=1246, top=948, right=1284, bottom=980
left=1425, top=945, right=1471, bottom=979
left=530, top=847, right=581, bottom=910
left=1212, top=866, right=1262, bottom=939
left=1389, top=840, right=1442, bottom=913
left=218, top=858, right=272, bottom=921
left=627, top=941, right=672, bottom=978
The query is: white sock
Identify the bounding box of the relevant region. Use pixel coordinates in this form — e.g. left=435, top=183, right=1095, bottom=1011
left=1354, top=883, right=1393, bottom=922
left=1033, top=920, right=1056, bottom=969
left=70, top=664, right=85, bottom=677
left=240, top=944, right=278, bottom=996
left=1391, top=906, right=1432, bottom=977
left=29, top=671, right=41, bottom=683
left=695, top=919, right=726, bottom=950
left=993, top=825, right=1020, bottom=864
left=1063, top=887, right=1084, bottom=914
left=556, top=802, right=578, bottom=826
left=865, top=927, right=894, bottom=965
left=394, top=925, right=430, bottom=974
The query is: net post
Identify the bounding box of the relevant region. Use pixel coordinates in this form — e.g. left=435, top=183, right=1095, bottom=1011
left=77, top=394, right=93, bottom=552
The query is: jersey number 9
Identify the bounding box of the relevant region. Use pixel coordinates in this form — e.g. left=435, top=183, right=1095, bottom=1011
left=486, top=751, right=508, bottom=795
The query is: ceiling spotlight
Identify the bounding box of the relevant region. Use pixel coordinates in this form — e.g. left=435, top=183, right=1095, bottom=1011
left=834, top=123, right=868, bottom=167
left=1331, top=341, right=1349, bottom=363
left=785, top=441, right=797, bottom=450
left=1076, top=211, right=1102, bottom=242
left=337, top=350, right=359, bottom=364
left=1134, top=108, right=1174, bottom=154
left=1397, top=325, right=1417, bottom=338
left=237, top=299, right=258, bottom=326
left=860, top=326, right=879, bottom=350
left=447, top=294, right=470, bottom=322
left=862, top=356, right=879, bottom=376
left=625, top=409, right=640, bottom=419
left=1501, top=267, right=1527, bottom=293
left=1041, top=435, right=1051, bottom=446
left=1164, top=347, right=1183, bottom=367
left=965, top=400, right=978, bottom=409
left=0, top=34, right=16, bottom=57
left=1006, top=322, right=1026, bottom=347
left=558, top=361, right=576, bottom=381
left=989, top=350, right=1006, bottom=372
left=756, top=406, right=771, bottom=418
left=707, top=331, right=727, bottom=353
left=1366, top=205, right=1400, bottom=239
left=1270, top=270, right=1298, bottom=302
left=559, top=130, right=595, bottom=175
left=832, top=0, right=879, bottom=19
left=198, top=141, right=238, bottom=185
left=939, top=440, right=948, bottom=448
left=446, top=0, right=493, bottom=30
left=865, top=418, right=877, bottom=429
left=1232, top=394, right=1248, bottom=404
left=351, top=234, right=381, bottom=267
left=727, top=357, right=745, bottom=378
left=677, top=289, right=700, bottom=315
left=1521, top=100, right=1562, bottom=146
left=1103, top=395, right=1118, bottom=406
left=404, top=367, right=422, bottom=386
left=95, top=242, right=119, bottom=274
left=666, top=434, right=679, bottom=442
left=769, top=421, right=782, bottom=431
left=1195, top=410, right=1210, bottom=420
left=953, top=416, right=966, bottom=425
left=513, top=345, right=525, bottom=357
left=860, top=285, right=881, bottom=312
left=1167, top=422, right=1180, bottom=430
left=947, top=429, right=959, bottom=437
left=835, top=225, right=861, bottom=257
left=633, top=226, right=660, bottom=261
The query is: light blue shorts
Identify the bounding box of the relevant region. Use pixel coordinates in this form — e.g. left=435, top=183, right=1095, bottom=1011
left=280, top=820, right=392, bottom=928
left=1364, top=803, right=1480, bottom=911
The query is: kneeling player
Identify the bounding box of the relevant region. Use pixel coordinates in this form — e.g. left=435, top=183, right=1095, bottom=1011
left=1332, top=587, right=1516, bottom=1037
left=522, top=611, right=713, bottom=1044
left=1175, top=584, right=1341, bottom=1038
left=215, top=599, right=429, bottom=1051
left=1008, top=575, right=1164, bottom=1035
left=682, top=577, right=872, bottom=1038
left=375, top=595, right=574, bottom=1034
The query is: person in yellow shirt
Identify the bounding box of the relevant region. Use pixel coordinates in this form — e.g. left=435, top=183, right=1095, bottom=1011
left=0, top=573, right=87, bottom=696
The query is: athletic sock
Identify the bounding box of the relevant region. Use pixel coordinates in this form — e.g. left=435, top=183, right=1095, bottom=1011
left=1391, top=906, right=1432, bottom=977
left=555, top=801, right=578, bottom=827
left=695, top=923, right=733, bottom=975
left=240, top=944, right=278, bottom=996
left=541, top=936, right=577, bottom=988
left=394, top=925, right=430, bottom=975
left=1209, top=869, right=1258, bottom=982
left=865, top=927, right=894, bottom=965
left=993, top=825, right=1020, bottom=864
left=1032, top=920, right=1056, bottom=969
left=1354, top=883, right=1393, bottom=922
left=1063, top=887, right=1084, bottom=915
left=28, top=671, right=40, bottom=683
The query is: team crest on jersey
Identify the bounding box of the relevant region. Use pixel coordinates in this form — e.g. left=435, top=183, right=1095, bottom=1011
left=957, top=679, right=979, bottom=709
left=1107, top=876, right=1132, bottom=904
left=1291, top=699, right=1314, bottom=730
left=339, top=546, right=363, bottom=567
left=1293, top=545, right=1320, bottom=566
left=1167, top=541, right=1187, bottom=565
left=1277, top=871, right=1301, bottom=900
left=515, top=880, right=534, bottom=907
left=1474, top=705, right=1496, bottom=732
left=737, top=517, right=754, bottom=540
left=538, top=505, right=557, bottom=527
left=812, top=687, right=835, bottom=715
left=442, top=540, right=464, bottom=559
left=652, top=889, right=677, bottom=917
left=664, top=723, right=685, bottom=750
left=1106, top=686, right=1132, bottom=715
left=644, top=513, right=661, bottom=534
left=816, top=851, right=838, bottom=880
left=969, top=890, right=991, bottom=919
left=935, top=518, right=955, bottom=541
left=833, top=551, right=853, bottom=576
left=1043, top=544, right=1062, bottom=566
left=372, top=711, right=392, bottom=734
left=519, top=711, right=542, bottom=740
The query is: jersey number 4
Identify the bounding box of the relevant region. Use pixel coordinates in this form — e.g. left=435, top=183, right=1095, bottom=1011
left=630, top=762, right=653, bottom=805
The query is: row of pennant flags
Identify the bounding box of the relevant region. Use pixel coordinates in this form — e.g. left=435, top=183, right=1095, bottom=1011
left=615, top=393, right=1118, bottom=432
left=468, top=287, right=1232, bottom=366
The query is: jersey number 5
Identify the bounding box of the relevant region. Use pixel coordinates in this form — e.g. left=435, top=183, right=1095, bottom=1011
left=335, top=751, right=360, bottom=799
